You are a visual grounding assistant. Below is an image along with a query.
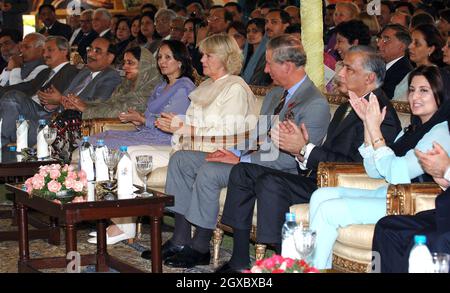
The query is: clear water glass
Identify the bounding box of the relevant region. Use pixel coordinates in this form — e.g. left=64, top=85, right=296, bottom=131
left=293, top=227, right=317, bottom=262
left=135, top=155, right=153, bottom=197
left=43, top=127, right=57, bottom=159
left=431, top=252, right=450, bottom=273
left=102, top=148, right=120, bottom=182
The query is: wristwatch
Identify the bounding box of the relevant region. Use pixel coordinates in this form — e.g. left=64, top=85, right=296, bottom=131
left=299, top=144, right=308, bottom=157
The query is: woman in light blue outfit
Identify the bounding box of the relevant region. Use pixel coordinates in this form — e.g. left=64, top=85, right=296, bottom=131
left=309, top=65, right=450, bottom=269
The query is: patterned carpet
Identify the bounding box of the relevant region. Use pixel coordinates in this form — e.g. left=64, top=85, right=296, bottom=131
left=0, top=205, right=247, bottom=273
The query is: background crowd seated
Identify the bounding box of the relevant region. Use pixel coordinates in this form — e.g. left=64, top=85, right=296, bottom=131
left=2, top=0, right=450, bottom=273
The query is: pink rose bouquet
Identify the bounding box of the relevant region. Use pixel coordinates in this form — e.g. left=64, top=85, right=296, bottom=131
left=244, top=255, right=319, bottom=273
left=24, top=164, right=87, bottom=204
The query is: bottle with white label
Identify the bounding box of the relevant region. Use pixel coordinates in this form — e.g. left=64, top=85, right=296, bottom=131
left=409, top=235, right=433, bottom=273
left=117, top=146, right=134, bottom=199
left=95, top=139, right=109, bottom=181
left=79, top=136, right=94, bottom=181
left=281, top=212, right=299, bottom=259
left=16, top=115, right=29, bottom=152
left=36, top=119, right=49, bottom=160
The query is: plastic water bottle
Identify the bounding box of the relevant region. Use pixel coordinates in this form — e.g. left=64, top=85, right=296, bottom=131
left=408, top=235, right=433, bottom=273
left=79, top=136, right=94, bottom=181
left=95, top=139, right=109, bottom=181
left=117, top=146, right=134, bottom=199
left=16, top=115, right=28, bottom=152
left=36, top=119, right=49, bottom=160
left=281, top=212, right=299, bottom=259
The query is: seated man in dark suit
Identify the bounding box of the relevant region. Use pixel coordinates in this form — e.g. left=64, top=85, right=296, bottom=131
left=38, top=4, right=72, bottom=40
left=0, top=37, right=121, bottom=148
left=0, top=29, right=21, bottom=76
left=157, top=34, right=331, bottom=269
left=0, top=32, right=47, bottom=89
left=73, top=9, right=98, bottom=62
left=92, top=8, right=113, bottom=40
left=373, top=139, right=450, bottom=273
left=378, top=24, right=413, bottom=99
left=0, top=35, right=78, bottom=147
left=216, top=45, right=402, bottom=273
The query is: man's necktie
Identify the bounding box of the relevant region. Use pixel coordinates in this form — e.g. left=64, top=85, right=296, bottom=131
left=71, top=73, right=93, bottom=95
left=41, top=69, right=56, bottom=89
left=273, top=90, right=288, bottom=116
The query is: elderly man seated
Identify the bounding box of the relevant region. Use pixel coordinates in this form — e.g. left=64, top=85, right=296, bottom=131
left=0, top=37, right=121, bottom=148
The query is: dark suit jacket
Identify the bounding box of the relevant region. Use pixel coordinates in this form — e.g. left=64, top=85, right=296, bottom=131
left=99, top=30, right=113, bottom=41
left=0, top=58, right=7, bottom=73
left=0, top=0, right=29, bottom=37
left=249, top=76, right=331, bottom=173
left=76, top=31, right=98, bottom=62
left=39, top=21, right=73, bottom=40
left=382, top=56, right=413, bottom=100
left=306, top=88, right=402, bottom=176
left=0, top=63, right=79, bottom=98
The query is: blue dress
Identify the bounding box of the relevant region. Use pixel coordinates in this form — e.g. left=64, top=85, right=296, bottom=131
left=309, top=121, right=450, bottom=269
left=92, top=77, right=195, bottom=149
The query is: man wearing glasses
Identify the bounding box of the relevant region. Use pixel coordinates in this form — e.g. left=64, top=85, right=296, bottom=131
left=73, top=9, right=98, bottom=63
left=207, top=6, right=233, bottom=35
left=377, top=24, right=413, bottom=100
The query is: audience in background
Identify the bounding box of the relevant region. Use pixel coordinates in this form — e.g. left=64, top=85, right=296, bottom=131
left=38, top=4, right=72, bottom=40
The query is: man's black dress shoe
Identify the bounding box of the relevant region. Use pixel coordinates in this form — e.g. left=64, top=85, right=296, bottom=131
left=141, top=240, right=184, bottom=260
left=214, top=262, right=247, bottom=273
left=164, top=246, right=211, bottom=268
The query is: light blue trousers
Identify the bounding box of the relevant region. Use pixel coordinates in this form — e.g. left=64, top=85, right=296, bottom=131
left=309, top=185, right=388, bottom=269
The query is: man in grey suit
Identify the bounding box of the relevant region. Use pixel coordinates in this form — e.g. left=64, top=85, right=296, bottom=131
left=0, top=35, right=78, bottom=147
left=146, top=35, right=330, bottom=268
left=0, top=37, right=121, bottom=147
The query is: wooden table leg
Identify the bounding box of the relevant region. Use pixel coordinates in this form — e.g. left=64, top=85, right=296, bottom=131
left=48, top=217, right=60, bottom=245
left=17, top=203, right=29, bottom=272
left=150, top=216, right=162, bottom=273
left=96, top=220, right=109, bottom=272
left=11, top=199, right=17, bottom=226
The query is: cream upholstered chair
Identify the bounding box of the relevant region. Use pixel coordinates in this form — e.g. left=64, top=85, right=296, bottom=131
left=289, top=165, right=441, bottom=273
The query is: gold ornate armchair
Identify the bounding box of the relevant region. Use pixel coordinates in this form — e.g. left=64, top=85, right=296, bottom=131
left=290, top=162, right=441, bottom=273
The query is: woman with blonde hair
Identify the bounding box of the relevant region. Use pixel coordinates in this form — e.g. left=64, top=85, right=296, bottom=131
left=139, top=33, right=258, bottom=261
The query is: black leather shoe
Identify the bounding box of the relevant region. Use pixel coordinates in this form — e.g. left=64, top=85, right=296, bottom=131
left=215, top=262, right=247, bottom=273
left=141, top=240, right=185, bottom=260
left=164, top=246, right=211, bottom=268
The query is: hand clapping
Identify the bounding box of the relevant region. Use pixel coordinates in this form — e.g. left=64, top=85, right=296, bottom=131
left=154, top=112, right=184, bottom=134
left=271, top=120, right=309, bottom=156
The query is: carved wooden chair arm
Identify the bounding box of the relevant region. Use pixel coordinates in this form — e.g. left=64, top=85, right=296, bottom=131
left=81, top=118, right=134, bottom=136
left=317, top=162, right=369, bottom=188
left=386, top=183, right=441, bottom=216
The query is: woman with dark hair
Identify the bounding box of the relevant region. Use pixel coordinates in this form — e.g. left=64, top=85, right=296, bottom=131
left=86, top=41, right=196, bottom=245
left=370, top=36, right=450, bottom=273
left=241, top=18, right=265, bottom=75
left=334, top=19, right=371, bottom=60
left=393, top=24, right=445, bottom=100
left=137, top=12, right=161, bottom=53
left=241, top=17, right=267, bottom=84
left=114, top=17, right=133, bottom=62
left=227, top=21, right=247, bottom=50
left=308, top=65, right=450, bottom=269
left=130, top=15, right=141, bottom=39
left=182, top=17, right=206, bottom=75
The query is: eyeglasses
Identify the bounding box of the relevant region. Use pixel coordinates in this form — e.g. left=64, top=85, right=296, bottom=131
left=377, top=35, right=391, bottom=44
left=86, top=46, right=104, bottom=54
left=207, top=16, right=224, bottom=22
left=170, top=27, right=184, bottom=32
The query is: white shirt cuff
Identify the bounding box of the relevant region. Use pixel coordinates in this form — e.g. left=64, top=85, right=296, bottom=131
left=444, top=166, right=450, bottom=183
left=296, top=143, right=315, bottom=170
